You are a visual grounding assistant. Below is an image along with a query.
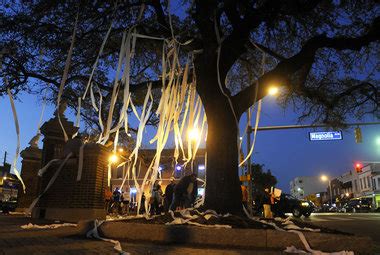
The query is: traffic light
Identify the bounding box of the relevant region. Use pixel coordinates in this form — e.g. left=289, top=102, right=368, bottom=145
left=355, top=163, right=363, bottom=173
left=354, top=127, right=362, bottom=143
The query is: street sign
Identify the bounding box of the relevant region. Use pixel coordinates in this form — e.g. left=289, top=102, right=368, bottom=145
left=239, top=174, right=251, bottom=181
left=309, top=131, right=343, bottom=141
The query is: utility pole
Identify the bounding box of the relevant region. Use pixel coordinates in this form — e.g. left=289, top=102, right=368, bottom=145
left=246, top=110, right=253, bottom=216
left=3, top=151, right=7, bottom=165
left=328, top=180, right=333, bottom=206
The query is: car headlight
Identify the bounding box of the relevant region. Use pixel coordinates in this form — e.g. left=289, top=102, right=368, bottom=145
left=301, top=202, right=309, bottom=207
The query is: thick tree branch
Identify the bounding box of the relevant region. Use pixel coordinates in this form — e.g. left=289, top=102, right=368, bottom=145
left=232, top=17, right=380, bottom=116
left=218, top=0, right=322, bottom=83
left=248, top=42, right=286, bottom=61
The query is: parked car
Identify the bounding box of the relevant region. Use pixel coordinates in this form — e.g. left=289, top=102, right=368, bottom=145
left=341, top=198, right=372, bottom=213
left=254, top=193, right=314, bottom=218
left=272, top=194, right=315, bottom=217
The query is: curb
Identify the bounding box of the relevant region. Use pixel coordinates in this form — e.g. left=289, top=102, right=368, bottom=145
left=77, top=221, right=373, bottom=254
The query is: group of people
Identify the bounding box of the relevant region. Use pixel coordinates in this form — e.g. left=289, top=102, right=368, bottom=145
left=149, top=173, right=198, bottom=215
left=106, top=173, right=198, bottom=216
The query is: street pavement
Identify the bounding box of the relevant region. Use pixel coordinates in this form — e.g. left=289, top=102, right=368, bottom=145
left=291, top=212, right=380, bottom=253
left=0, top=214, right=280, bottom=255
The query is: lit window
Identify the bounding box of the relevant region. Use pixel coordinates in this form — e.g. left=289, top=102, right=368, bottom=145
left=198, top=165, right=205, bottom=170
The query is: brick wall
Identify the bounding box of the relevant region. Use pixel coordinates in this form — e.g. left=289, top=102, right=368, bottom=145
left=37, top=143, right=109, bottom=210
left=17, top=159, right=41, bottom=208
left=17, top=146, right=42, bottom=210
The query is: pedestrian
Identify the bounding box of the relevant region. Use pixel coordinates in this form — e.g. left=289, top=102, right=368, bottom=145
left=104, top=188, right=112, bottom=213
left=139, top=192, right=146, bottom=214
left=150, top=181, right=163, bottom=215
left=112, top=187, right=122, bottom=202
left=164, top=177, right=176, bottom=212
left=122, top=190, right=130, bottom=214
left=263, top=188, right=273, bottom=218
left=241, top=182, right=248, bottom=209
left=170, top=173, right=198, bottom=211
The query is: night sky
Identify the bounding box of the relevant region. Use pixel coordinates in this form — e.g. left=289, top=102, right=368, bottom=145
left=1, top=90, right=379, bottom=193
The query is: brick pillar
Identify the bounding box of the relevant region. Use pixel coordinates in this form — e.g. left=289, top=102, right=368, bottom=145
left=16, top=144, right=42, bottom=212
left=40, top=111, right=78, bottom=166
left=33, top=143, right=110, bottom=222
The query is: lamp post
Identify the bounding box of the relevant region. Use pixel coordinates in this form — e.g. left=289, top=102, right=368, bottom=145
left=321, top=175, right=333, bottom=206
left=188, top=128, right=200, bottom=173
left=245, top=85, right=280, bottom=215
left=246, top=110, right=253, bottom=216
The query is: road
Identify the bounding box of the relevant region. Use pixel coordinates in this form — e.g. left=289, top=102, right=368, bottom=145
left=291, top=212, right=380, bottom=252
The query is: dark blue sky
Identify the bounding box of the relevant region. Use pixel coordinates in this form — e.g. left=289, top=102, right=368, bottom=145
left=1, top=91, right=379, bottom=192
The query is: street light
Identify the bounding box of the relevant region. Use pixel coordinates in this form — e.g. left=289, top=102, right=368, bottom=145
left=109, top=154, right=119, bottom=164
left=188, top=128, right=200, bottom=141
left=268, top=86, right=279, bottom=96
left=376, top=137, right=380, bottom=145
left=320, top=175, right=333, bottom=206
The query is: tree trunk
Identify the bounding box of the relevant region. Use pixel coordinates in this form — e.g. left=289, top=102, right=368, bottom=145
left=195, top=58, right=242, bottom=214
left=203, top=104, right=242, bottom=214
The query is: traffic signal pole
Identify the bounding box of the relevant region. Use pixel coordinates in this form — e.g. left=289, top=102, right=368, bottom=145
left=249, top=121, right=380, bottom=132
left=246, top=109, right=253, bottom=216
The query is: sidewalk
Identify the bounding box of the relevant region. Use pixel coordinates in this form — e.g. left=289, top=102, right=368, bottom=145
left=0, top=215, right=281, bottom=255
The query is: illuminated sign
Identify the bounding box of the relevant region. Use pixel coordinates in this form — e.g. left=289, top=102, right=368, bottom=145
left=309, top=131, right=343, bottom=141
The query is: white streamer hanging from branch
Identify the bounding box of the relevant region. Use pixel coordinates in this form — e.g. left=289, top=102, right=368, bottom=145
left=83, top=21, right=114, bottom=100
left=72, top=97, right=81, bottom=139
left=37, top=88, right=48, bottom=133
left=239, top=53, right=266, bottom=167
left=56, top=13, right=79, bottom=142
left=7, top=88, right=26, bottom=193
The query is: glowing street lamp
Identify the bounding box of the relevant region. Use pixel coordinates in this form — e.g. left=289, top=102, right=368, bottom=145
left=109, top=154, right=119, bottom=164
left=268, top=86, right=279, bottom=96
left=188, top=128, right=200, bottom=141
left=376, top=137, right=380, bottom=146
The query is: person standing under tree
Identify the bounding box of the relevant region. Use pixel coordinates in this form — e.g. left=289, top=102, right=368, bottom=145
left=164, top=177, right=176, bottom=212
left=241, top=182, right=248, bottom=209
left=150, top=181, right=163, bottom=215
left=170, top=173, right=198, bottom=211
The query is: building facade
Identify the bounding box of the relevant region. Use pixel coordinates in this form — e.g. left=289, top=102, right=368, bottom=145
left=331, top=163, right=380, bottom=209
left=356, top=163, right=380, bottom=208
left=290, top=176, right=327, bottom=199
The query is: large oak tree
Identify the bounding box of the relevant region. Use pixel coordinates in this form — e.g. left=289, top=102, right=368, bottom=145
left=1, top=0, right=379, bottom=213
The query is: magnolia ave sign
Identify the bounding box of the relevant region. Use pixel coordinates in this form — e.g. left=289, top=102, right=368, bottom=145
left=309, top=131, right=343, bottom=141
